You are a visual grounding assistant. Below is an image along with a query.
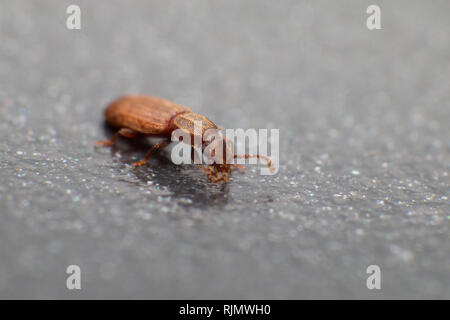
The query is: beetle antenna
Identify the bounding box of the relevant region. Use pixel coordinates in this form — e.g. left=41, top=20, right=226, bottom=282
left=234, top=154, right=274, bottom=173
left=231, top=164, right=246, bottom=172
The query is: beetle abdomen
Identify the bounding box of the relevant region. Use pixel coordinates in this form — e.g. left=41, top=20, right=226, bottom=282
left=105, top=95, right=191, bottom=135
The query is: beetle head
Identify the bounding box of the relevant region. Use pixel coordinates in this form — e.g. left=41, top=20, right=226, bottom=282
left=202, top=129, right=234, bottom=165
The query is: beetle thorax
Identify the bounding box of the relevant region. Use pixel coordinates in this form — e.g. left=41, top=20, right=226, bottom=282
left=173, top=112, right=217, bottom=137
left=173, top=112, right=234, bottom=164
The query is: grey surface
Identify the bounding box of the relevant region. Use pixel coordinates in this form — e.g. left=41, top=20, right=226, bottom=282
left=0, top=0, right=449, bottom=299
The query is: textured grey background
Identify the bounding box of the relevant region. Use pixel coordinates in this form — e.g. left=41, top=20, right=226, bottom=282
left=0, top=0, right=449, bottom=299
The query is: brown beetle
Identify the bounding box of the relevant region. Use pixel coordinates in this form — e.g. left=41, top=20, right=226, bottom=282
left=95, top=95, right=273, bottom=182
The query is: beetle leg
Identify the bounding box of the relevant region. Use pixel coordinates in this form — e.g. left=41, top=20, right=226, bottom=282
left=95, top=128, right=138, bottom=147
left=196, top=165, right=225, bottom=182
left=132, top=140, right=170, bottom=167
left=210, top=172, right=229, bottom=182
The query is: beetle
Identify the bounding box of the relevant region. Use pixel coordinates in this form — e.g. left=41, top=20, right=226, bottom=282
left=95, top=95, right=273, bottom=182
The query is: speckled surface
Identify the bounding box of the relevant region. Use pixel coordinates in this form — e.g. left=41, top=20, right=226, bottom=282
left=0, top=0, right=449, bottom=298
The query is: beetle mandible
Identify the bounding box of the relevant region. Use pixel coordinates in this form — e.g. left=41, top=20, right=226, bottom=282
left=95, top=95, right=274, bottom=182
